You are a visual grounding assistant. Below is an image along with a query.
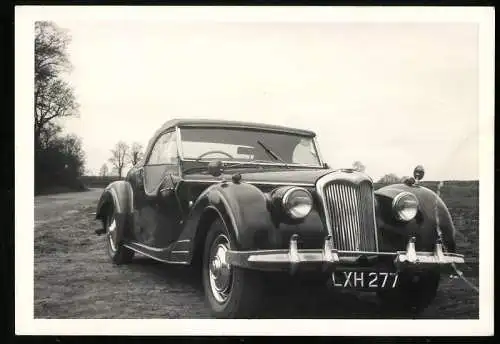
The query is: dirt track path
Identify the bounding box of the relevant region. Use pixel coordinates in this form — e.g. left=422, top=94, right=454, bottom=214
left=34, top=189, right=479, bottom=319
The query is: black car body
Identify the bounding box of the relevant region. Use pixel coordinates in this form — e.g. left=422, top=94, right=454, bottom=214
left=95, top=119, right=465, bottom=318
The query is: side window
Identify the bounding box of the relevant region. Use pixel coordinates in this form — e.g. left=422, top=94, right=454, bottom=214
left=158, top=133, right=178, bottom=164
left=146, top=131, right=178, bottom=165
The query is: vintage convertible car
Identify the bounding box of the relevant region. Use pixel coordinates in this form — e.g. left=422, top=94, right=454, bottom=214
left=94, top=119, right=465, bottom=318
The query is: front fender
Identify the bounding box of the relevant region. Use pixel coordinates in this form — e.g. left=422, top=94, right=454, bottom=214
left=181, top=181, right=327, bottom=257
left=375, top=183, right=457, bottom=253
left=95, top=181, right=134, bottom=242
left=182, top=181, right=275, bottom=251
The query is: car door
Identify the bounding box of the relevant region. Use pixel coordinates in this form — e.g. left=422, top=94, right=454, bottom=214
left=135, top=130, right=182, bottom=247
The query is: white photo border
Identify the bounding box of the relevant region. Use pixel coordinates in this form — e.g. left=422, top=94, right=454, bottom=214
left=15, top=5, right=495, bottom=336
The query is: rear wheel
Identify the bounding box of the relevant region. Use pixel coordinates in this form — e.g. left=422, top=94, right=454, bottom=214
left=377, top=270, right=440, bottom=316
left=202, top=219, right=264, bottom=318
left=104, top=205, right=134, bottom=265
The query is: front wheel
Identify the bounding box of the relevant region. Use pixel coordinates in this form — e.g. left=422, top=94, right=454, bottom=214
left=202, top=219, right=264, bottom=318
left=104, top=205, right=134, bottom=265
left=377, top=270, right=441, bottom=316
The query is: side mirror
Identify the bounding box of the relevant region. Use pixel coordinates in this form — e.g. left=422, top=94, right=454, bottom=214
left=208, top=160, right=224, bottom=177
left=413, top=165, right=425, bottom=182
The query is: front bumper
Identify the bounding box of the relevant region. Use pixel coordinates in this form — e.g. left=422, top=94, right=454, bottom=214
left=225, top=235, right=465, bottom=274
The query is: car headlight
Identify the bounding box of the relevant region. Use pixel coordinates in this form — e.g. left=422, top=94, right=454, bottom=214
left=282, top=187, right=313, bottom=220
left=392, top=192, right=419, bottom=221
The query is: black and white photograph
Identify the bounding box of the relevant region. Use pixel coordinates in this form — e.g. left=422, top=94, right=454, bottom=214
left=16, top=6, right=494, bottom=336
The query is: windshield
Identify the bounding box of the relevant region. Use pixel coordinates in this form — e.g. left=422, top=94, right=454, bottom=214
left=179, top=127, right=321, bottom=166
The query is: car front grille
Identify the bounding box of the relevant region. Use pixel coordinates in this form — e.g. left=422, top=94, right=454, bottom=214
left=318, top=174, right=378, bottom=252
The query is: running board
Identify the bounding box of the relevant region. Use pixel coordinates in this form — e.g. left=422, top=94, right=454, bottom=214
left=124, top=241, right=191, bottom=265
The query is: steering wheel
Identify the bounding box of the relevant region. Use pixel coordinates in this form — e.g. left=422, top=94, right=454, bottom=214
left=197, top=150, right=234, bottom=160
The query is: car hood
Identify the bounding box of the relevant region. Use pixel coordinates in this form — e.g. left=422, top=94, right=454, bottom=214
left=236, top=168, right=331, bottom=185
left=183, top=167, right=369, bottom=186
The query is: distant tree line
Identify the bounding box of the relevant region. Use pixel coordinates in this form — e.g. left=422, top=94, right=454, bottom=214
left=351, top=161, right=409, bottom=184
left=34, top=21, right=85, bottom=194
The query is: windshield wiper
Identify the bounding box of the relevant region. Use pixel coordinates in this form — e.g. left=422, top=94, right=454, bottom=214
left=256, top=140, right=288, bottom=165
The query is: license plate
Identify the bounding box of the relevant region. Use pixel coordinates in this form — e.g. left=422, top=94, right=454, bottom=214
left=331, top=271, right=399, bottom=289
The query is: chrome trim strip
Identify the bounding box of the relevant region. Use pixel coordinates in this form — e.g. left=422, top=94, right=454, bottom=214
left=316, top=173, right=335, bottom=238
left=178, top=122, right=315, bottom=137
left=175, top=126, right=183, bottom=176
left=371, top=185, right=380, bottom=252
left=228, top=248, right=465, bottom=257
left=181, top=158, right=323, bottom=169
left=182, top=179, right=315, bottom=187
left=127, top=241, right=166, bottom=252
left=176, top=239, right=191, bottom=243
left=241, top=251, right=464, bottom=264
left=124, top=244, right=189, bottom=265
left=176, top=126, right=184, bottom=160
left=171, top=250, right=189, bottom=254
left=226, top=249, right=465, bottom=266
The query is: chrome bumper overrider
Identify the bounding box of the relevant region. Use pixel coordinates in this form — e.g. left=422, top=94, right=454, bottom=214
left=225, top=235, right=465, bottom=273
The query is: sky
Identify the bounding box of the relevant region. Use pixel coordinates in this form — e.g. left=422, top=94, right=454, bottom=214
left=53, top=19, right=479, bottom=181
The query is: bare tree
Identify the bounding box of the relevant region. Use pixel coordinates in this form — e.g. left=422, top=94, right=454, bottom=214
left=39, top=122, right=62, bottom=149
left=128, top=142, right=144, bottom=166
left=34, top=21, right=79, bottom=147
left=352, top=161, right=366, bottom=173
left=109, top=142, right=129, bottom=178
left=99, top=164, right=109, bottom=177
left=35, top=21, right=71, bottom=83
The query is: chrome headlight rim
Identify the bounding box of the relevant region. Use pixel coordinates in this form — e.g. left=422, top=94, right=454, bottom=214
left=282, top=187, right=313, bottom=220
left=392, top=191, right=419, bottom=222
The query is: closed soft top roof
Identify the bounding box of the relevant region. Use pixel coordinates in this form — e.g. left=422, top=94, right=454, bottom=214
left=156, top=118, right=316, bottom=137
left=138, top=118, right=317, bottom=167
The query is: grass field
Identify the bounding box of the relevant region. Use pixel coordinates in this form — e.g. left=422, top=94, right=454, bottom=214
left=33, top=181, right=479, bottom=319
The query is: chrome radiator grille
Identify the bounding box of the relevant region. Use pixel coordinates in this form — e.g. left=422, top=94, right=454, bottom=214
left=322, top=180, right=378, bottom=252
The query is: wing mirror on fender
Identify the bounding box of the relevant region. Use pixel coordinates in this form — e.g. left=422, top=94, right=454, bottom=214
left=402, top=165, right=425, bottom=186
left=413, top=165, right=425, bottom=183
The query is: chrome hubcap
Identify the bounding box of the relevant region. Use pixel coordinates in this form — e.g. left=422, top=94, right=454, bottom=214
left=208, top=234, right=232, bottom=303
left=107, top=216, right=117, bottom=252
